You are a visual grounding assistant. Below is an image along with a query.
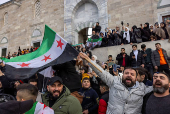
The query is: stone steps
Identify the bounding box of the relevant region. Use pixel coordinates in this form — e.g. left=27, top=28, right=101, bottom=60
left=91, top=39, right=170, bottom=62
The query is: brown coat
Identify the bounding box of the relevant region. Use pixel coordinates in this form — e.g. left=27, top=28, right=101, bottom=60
left=154, top=27, right=170, bottom=40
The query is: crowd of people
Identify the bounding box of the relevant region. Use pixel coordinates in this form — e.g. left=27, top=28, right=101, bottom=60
left=83, top=20, right=170, bottom=49
left=3, top=46, right=39, bottom=59
left=0, top=39, right=170, bottom=114
left=0, top=21, right=170, bottom=114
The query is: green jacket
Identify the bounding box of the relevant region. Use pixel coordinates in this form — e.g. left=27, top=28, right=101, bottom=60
left=42, top=86, right=82, bottom=114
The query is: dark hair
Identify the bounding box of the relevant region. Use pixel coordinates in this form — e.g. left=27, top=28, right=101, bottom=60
left=82, top=77, right=90, bottom=82
left=154, top=22, right=158, bottom=26
left=80, top=66, right=88, bottom=73
left=28, top=79, right=37, bottom=84
left=160, top=22, right=166, bottom=28
left=132, top=44, right=137, bottom=48
left=123, top=67, right=138, bottom=77
left=135, top=67, right=152, bottom=80
left=155, top=43, right=161, bottom=46
left=17, top=84, right=38, bottom=97
left=81, top=47, right=86, bottom=52
left=108, top=55, right=112, bottom=58
left=100, top=83, right=109, bottom=91
left=121, top=48, right=125, bottom=50
left=141, top=44, right=146, bottom=49
left=87, top=51, right=92, bottom=59
left=96, top=22, right=99, bottom=24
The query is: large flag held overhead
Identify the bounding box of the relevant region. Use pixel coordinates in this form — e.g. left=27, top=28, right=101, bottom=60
left=3, top=25, right=78, bottom=80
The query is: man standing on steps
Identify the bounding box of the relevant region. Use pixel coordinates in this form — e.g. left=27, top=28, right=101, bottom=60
left=116, top=48, right=130, bottom=68
left=151, top=43, right=170, bottom=75
left=95, top=22, right=101, bottom=33
left=79, top=52, right=152, bottom=114
left=130, top=44, right=145, bottom=68
left=141, top=44, right=153, bottom=75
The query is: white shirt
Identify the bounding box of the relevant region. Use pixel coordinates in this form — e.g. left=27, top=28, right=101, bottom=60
left=133, top=50, right=138, bottom=61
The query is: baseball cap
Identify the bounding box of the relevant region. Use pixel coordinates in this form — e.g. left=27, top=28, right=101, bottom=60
left=47, top=76, right=63, bottom=85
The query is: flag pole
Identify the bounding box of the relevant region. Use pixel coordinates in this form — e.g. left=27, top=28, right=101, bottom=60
left=87, top=60, right=102, bottom=73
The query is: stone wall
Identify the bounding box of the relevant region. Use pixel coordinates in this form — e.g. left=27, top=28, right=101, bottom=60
left=107, top=0, right=167, bottom=29
left=0, top=0, right=169, bottom=56
left=91, top=39, right=170, bottom=62
left=0, top=0, right=64, bottom=55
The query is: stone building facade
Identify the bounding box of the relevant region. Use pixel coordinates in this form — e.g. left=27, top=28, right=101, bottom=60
left=0, top=0, right=169, bottom=56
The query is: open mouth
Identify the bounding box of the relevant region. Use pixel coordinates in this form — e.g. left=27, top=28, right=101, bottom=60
left=126, top=79, right=131, bottom=83
left=53, top=92, right=60, bottom=96
left=155, top=83, right=162, bottom=86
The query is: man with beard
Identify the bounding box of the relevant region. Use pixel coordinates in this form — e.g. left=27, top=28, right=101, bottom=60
left=151, top=43, right=170, bottom=75
left=142, top=72, right=170, bottom=114
left=116, top=48, right=130, bottom=68
left=41, top=76, right=82, bottom=114
left=91, top=30, right=99, bottom=39
left=79, top=52, right=153, bottom=114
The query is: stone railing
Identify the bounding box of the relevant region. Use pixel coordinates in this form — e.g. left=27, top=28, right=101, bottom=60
left=91, top=39, right=170, bottom=62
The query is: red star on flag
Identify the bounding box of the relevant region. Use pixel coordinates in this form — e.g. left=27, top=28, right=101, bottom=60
left=56, top=39, right=64, bottom=49
left=41, top=55, right=51, bottom=62
left=17, top=63, right=30, bottom=67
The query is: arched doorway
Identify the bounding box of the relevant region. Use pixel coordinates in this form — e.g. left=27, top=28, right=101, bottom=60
left=73, top=1, right=98, bottom=44
left=64, top=0, right=108, bottom=44
left=78, top=27, right=89, bottom=44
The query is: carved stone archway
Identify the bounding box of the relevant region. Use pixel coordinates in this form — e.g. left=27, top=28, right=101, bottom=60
left=64, top=0, right=108, bottom=44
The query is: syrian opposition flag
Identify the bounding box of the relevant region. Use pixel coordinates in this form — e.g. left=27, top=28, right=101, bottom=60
left=86, top=38, right=102, bottom=48
left=25, top=102, right=54, bottom=114
left=3, top=25, right=78, bottom=79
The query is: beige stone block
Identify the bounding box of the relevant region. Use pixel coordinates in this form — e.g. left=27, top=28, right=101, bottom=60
left=15, top=26, right=20, bottom=30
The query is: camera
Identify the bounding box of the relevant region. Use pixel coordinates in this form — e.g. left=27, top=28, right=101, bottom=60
left=121, top=21, right=124, bottom=26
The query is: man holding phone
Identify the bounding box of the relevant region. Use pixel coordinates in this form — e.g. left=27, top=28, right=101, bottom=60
left=130, top=45, right=145, bottom=68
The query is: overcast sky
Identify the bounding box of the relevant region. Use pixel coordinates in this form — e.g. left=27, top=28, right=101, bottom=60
left=0, top=0, right=10, bottom=5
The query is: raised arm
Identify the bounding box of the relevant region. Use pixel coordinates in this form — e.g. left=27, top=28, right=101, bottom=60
left=79, top=53, right=118, bottom=87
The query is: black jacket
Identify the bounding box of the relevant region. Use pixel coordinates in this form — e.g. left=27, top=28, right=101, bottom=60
left=90, top=76, right=102, bottom=96
left=114, top=33, right=122, bottom=45
left=140, top=27, right=150, bottom=42
left=52, top=61, right=81, bottom=92
left=107, top=33, right=114, bottom=46
left=100, top=91, right=109, bottom=103
left=116, top=53, right=130, bottom=67
left=101, top=37, right=108, bottom=47
left=92, top=35, right=99, bottom=39
left=95, top=26, right=101, bottom=33
left=0, top=75, right=16, bottom=97
left=130, top=50, right=145, bottom=67
left=141, top=48, right=152, bottom=64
